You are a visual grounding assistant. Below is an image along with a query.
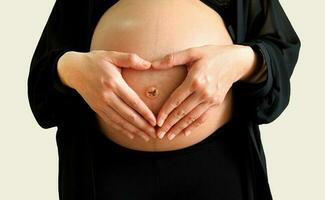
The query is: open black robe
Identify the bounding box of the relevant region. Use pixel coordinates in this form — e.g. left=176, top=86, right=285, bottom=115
left=27, top=0, right=301, bottom=199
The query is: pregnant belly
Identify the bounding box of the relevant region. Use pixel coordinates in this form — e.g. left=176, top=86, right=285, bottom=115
left=90, top=0, right=234, bottom=151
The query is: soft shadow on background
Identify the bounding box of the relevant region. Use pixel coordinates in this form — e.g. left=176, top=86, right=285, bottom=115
left=0, top=0, right=324, bottom=199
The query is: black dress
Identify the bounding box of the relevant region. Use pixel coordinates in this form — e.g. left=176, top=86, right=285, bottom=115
left=27, top=0, right=301, bottom=199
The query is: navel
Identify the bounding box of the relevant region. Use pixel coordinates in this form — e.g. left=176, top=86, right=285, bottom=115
left=145, top=86, right=159, bottom=99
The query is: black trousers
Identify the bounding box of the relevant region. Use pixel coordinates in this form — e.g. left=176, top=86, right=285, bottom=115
left=92, top=118, right=246, bottom=200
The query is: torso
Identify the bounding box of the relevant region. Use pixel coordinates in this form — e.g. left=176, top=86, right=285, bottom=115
left=90, top=0, right=234, bottom=152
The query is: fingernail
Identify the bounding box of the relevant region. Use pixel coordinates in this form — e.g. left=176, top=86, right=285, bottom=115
left=142, top=134, right=150, bottom=142
left=127, top=133, right=134, bottom=139
left=157, top=117, right=164, bottom=127
left=150, top=119, right=156, bottom=126
left=158, top=131, right=165, bottom=139
left=143, top=60, right=151, bottom=67
left=185, top=130, right=191, bottom=136
left=168, top=133, right=176, bottom=140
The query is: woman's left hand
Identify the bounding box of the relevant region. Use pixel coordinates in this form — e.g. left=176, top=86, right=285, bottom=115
left=151, top=44, right=259, bottom=140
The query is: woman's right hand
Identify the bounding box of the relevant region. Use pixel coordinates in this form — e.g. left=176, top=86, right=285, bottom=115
left=57, top=50, right=157, bottom=141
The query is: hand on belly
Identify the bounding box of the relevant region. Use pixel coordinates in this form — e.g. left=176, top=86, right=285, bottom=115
left=95, top=60, right=234, bottom=152
left=91, top=0, right=235, bottom=151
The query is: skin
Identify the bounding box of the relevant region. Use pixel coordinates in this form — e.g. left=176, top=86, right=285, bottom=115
left=57, top=0, right=266, bottom=147
left=151, top=44, right=265, bottom=140
left=58, top=44, right=264, bottom=141
left=57, top=50, right=158, bottom=140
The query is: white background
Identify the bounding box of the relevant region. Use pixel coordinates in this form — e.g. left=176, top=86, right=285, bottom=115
left=0, top=0, right=324, bottom=199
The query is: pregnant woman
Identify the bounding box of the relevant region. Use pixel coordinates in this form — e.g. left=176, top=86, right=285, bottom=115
left=28, top=0, right=300, bottom=200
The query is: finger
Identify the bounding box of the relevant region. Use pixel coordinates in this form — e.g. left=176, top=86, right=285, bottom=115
left=151, top=47, right=202, bottom=70
left=156, top=77, right=194, bottom=127
left=97, top=110, right=135, bottom=140
left=103, top=105, right=151, bottom=142
left=107, top=51, right=152, bottom=70
left=166, top=102, right=211, bottom=140
left=115, top=79, right=157, bottom=127
left=156, top=92, right=202, bottom=139
left=183, top=109, right=210, bottom=137
left=108, top=93, right=156, bottom=139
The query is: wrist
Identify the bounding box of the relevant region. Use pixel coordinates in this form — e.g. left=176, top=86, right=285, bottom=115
left=237, top=45, right=264, bottom=82
left=57, top=51, right=86, bottom=90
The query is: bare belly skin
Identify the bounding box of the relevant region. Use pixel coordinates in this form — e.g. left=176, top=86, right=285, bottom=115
left=90, top=0, right=234, bottom=152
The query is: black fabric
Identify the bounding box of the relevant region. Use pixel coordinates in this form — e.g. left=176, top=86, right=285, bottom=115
left=27, top=0, right=301, bottom=200
left=92, top=118, right=245, bottom=200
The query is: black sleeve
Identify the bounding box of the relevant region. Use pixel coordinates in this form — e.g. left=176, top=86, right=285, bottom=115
left=27, top=0, right=93, bottom=129
left=232, top=0, right=301, bottom=124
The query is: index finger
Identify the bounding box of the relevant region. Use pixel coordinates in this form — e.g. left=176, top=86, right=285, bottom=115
left=107, top=51, right=152, bottom=70
left=151, top=47, right=202, bottom=70
left=156, top=77, right=194, bottom=127
left=115, top=79, right=157, bottom=126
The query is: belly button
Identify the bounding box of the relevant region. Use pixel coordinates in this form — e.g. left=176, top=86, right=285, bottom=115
left=145, top=86, right=159, bottom=98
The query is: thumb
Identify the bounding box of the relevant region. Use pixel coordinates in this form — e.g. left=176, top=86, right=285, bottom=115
left=107, top=51, right=151, bottom=70
left=151, top=47, right=202, bottom=70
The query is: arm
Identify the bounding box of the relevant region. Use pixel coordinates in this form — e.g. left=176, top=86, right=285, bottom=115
left=238, top=45, right=267, bottom=84
left=232, top=0, right=301, bottom=124
left=27, top=0, right=92, bottom=129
